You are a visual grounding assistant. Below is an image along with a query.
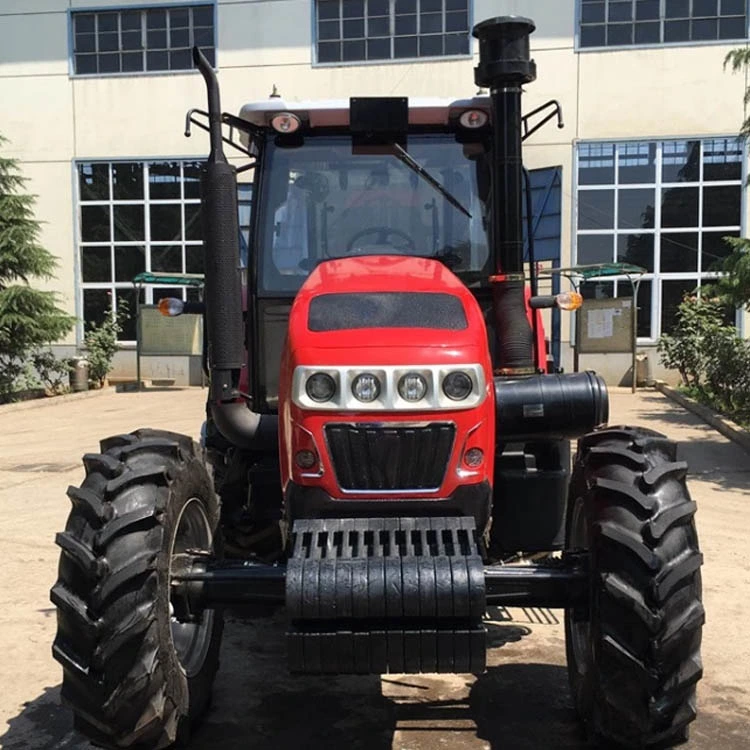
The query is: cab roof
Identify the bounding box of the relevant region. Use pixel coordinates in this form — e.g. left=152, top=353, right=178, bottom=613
left=238, top=96, right=490, bottom=130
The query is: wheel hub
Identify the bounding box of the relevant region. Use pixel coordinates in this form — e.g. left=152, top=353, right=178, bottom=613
left=568, top=496, right=592, bottom=671
left=169, top=498, right=215, bottom=677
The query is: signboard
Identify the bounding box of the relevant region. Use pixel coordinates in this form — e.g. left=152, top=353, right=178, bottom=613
left=138, top=306, right=202, bottom=356
left=577, top=297, right=634, bottom=354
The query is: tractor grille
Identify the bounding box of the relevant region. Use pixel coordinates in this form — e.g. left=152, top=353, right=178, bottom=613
left=325, top=423, right=455, bottom=492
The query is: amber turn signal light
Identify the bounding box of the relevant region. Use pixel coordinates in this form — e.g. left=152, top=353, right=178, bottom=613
left=555, top=291, right=583, bottom=311
left=158, top=297, right=185, bottom=317
left=529, top=292, right=584, bottom=311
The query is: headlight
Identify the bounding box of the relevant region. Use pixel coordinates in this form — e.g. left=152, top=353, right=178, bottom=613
left=351, top=372, right=381, bottom=402
left=442, top=371, right=473, bottom=401
left=305, top=372, right=336, bottom=402
left=398, top=372, right=427, bottom=402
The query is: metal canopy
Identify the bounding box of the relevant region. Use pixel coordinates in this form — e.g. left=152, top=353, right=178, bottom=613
left=537, top=263, right=647, bottom=393
left=540, top=262, right=646, bottom=281
left=132, top=272, right=205, bottom=288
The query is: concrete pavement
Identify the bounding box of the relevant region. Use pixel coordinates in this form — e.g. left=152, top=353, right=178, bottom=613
left=0, top=386, right=747, bottom=749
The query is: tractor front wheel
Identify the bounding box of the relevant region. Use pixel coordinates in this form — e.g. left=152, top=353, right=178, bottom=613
left=50, top=429, right=223, bottom=749
left=565, top=426, right=703, bottom=748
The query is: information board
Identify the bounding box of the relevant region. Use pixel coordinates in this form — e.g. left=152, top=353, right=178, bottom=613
left=577, top=297, right=634, bottom=354
left=138, top=306, right=202, bottom=356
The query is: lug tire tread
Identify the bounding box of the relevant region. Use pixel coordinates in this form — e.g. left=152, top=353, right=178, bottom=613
left=566, top=425, right=703, bottom=749
left=51, top=430, right=222, bottom=749
left=66, top=485, right=114, bottom=527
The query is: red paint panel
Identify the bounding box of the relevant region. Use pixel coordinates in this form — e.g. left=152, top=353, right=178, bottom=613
left=279, top=256, right=495, bottom=501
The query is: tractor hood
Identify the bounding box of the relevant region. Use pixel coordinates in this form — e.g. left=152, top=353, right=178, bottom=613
left=286, top=256, right=488, bottom=356
left=277, top=254, right=496, bottom=504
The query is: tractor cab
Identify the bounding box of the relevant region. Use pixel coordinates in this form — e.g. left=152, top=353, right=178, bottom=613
left=233, top=96, right=501, bottom=411
left=241, top=97, right=493, bottom=285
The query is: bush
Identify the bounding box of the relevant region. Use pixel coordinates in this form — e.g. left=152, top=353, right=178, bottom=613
left=84, top=302, right=127, bottom=388
left=658, top=294, right=750, bottom=425
left=657, top=296, right=726, bottom=391
left=31, top=349, right=71, bottom=394
left=703, top=330, right=750, bottom=423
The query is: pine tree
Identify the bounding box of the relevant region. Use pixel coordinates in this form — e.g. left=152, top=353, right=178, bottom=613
left=0, top=135, right=74, bottom=393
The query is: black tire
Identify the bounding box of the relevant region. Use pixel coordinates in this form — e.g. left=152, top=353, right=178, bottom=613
left=50, top=429, right=224, bottom=749
left=565, top=426, right=703, bottom=749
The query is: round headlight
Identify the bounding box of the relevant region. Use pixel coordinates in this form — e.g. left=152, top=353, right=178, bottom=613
left=351, top=373, right=381, bottom=403
left=398, top=372, right=427, bottom=402
left=306, top=372, right=336, bottom=402
left=442, top=371, right=473, bottom=401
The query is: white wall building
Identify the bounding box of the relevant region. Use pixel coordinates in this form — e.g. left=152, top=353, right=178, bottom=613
left=1, top=0, right=748, bottom=384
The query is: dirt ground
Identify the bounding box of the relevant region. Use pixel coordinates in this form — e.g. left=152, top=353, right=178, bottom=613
left=0, top=387, right=748, bottom=750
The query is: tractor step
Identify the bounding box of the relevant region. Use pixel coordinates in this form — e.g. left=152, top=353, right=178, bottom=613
left=286, top=517, right=486, bottom=675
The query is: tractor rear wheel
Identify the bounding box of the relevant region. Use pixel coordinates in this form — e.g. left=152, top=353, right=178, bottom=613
left=50, top=429, right=223, bottom=749
left=565, top=426, right=703, bottom=748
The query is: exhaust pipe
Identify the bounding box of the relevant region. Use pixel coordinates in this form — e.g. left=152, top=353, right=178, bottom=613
left=193, top=48, right=277, bottom=450
left=473, top=17, right=537, bottom=376
left=473, top=23, right=611, bottom=437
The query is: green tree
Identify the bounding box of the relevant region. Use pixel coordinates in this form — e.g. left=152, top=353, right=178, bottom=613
left=0, top=135, right=74, bottom=393
left=84, top=301, right=128, bottom=388
left=717, top=50, right=750, bottom=309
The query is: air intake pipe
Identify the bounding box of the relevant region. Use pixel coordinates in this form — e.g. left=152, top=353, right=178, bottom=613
left=473, top=17, right=537, bottom=376
left=494, top=371, right=609, bottom=442
left=193, top=48, right=277, bottom=450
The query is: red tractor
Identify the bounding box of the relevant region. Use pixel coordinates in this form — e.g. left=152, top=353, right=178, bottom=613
left=51, top=17, right=703, bottom=750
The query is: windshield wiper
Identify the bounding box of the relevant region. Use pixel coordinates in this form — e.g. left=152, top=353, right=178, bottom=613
left=392, top=143, right=472, bottom=219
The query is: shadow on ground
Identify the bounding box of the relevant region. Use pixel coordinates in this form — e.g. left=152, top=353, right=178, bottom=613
left=0, top=685, right=79, bottom=750
left=1, top=615, right=747, bottom=750
left=0, top=615, right=571, bottom=750
left=611, top=393, right=750, bottom=494
left=471, top=664, right=584, bottom=750
left=0, top=666, right=584, bottom=750
left=386, top=661, right=586, bottom=750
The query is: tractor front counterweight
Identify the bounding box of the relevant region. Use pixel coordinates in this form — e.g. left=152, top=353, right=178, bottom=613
left=286, top=517, right=486, bottom=675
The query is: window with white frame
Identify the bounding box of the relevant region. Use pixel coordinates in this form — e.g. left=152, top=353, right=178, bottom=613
left=72, top=4, right=215, bottom=75
left=78, top=160, right=207, bottom=342
left=575, top=138, right=743, bottom=339
left=579, top=0, right=747, bottom=48
left=315, top=0, right=470, bottom=64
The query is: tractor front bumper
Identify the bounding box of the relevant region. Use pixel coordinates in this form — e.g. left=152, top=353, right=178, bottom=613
left=284, top=480, right=493, bottom=535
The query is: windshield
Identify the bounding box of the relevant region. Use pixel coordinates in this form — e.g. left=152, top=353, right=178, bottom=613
left=257, top=134, right=491, bottom=295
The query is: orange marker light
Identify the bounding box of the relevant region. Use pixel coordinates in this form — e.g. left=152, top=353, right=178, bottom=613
left=556, top=291, right=583, bottom=311
left=158, top=297, right=185, bottom=317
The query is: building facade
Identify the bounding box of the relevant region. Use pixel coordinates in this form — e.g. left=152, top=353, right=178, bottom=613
left=1, top=0, right=748, bottom=384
